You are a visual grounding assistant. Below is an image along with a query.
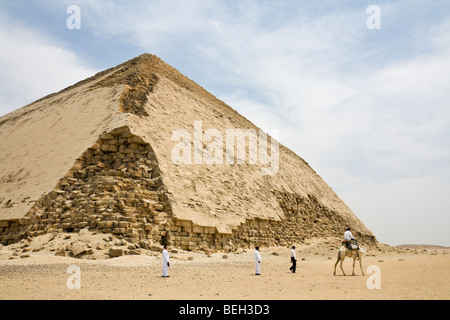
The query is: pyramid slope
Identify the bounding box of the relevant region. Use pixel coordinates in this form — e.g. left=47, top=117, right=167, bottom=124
left=132, top=76, right=362, bottom=230
left=0, top=84, right=127, bottom=220
left=0, top=54, right=376, bottom=248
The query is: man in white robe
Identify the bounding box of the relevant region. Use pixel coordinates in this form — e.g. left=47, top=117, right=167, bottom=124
left=162, top=245, right=170, bottom=277
left=344, top=227, right=359, bottom=250
left=344, top=228, right=353, bottom=242
left=254, top=246, right=261, bottom=275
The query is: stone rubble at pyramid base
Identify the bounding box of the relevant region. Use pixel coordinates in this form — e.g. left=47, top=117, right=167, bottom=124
left=0, top=125, right=375, bottom=255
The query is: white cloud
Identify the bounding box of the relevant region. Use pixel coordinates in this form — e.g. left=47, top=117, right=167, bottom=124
left=0, top=14, right=97, bottom=117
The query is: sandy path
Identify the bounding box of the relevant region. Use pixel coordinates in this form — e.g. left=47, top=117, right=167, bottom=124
left=1, top=245, right=449, bottom=300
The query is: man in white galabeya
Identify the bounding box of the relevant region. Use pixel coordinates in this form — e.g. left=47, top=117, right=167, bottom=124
left=162, top=245, right=170, bottom=277
left=344, top=227, right=359, bottom=250
left=254, top=246, right=261, bottom=275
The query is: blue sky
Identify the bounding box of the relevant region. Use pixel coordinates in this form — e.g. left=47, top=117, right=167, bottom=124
left=1, top=0, right=449, bottom=246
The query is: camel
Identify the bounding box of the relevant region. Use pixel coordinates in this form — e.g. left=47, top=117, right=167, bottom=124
left=333, top=243, right=365, bottom=276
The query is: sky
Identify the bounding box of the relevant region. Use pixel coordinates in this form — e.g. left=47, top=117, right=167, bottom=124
left=0, top=0, right=449, bottom=246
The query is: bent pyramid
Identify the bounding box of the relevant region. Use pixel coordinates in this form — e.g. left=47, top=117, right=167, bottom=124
left=0, top=54, right=376, bottom=249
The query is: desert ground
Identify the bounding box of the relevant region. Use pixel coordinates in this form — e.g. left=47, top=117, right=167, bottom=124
left=0, top=234, right=449, bottom=300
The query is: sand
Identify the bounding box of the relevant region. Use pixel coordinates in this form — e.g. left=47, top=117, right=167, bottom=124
left=1, top=237, right=448, bottom=300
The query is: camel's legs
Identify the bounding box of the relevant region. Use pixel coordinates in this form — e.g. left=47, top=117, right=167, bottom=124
left=359, top=253, right=364, bottom=276
left=352, top=257, right=356, bottom=276
left=334, top=259, right=339, bottom=276
left=340, top=257, right=346, bottom=276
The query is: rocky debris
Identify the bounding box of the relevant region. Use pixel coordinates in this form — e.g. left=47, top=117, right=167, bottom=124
left=55, top=248, right=66, bottom=257
left=91, top=55, right=161, bottom=117
left=0, top=126, right=171, bottom=248
left=0, top=230, right=436, bottom=263
left=71, top=242, right=87, bottom=257
left=0, top=229, right=171, bottom=260
left=109, top=247, right=126, bottom=258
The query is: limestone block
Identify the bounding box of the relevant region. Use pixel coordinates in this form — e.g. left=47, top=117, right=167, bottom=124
left=100, top=144, right=109, bottom=152
left=111, top=127, right=128, bottom=135
left=129, top=143, right=139, bottom=150
left=128, top=229, right=140, bottom=237
left=108, top=145, right=118, bottom=152
left=192, top=226, right=203, bottom=234
left=122, top=131, right=134, bottom=138
left=176, top=220, right=192, bottom=227
left=113, top=228, right=126, bottom=234
left=117, top=220, right=128, bottom=228
left=127, top=136, right=146, bottom=144
left=101, top=133, right=115, bottom=140
left=54, top=249, right=65, bottom=257
left=128, top=249, right=142, bottom=255
left=109, top=247, right=126, bottom=258
left=138, top=239, right=149, bottom=249
left=71, top=242, right=86, bottom=256
left=78, top=222, right=88, bottom=229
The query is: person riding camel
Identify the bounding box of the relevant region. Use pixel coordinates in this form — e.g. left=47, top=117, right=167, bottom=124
left=343, top=227, right=359, bottom=250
